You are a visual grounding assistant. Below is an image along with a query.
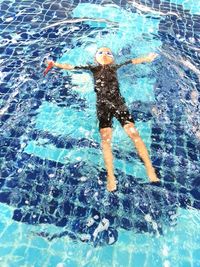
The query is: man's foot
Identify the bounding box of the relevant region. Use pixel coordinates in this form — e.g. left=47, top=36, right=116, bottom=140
left=147, top=167, right=160, bottom=183
left=107, top=176, right=117, bottom=192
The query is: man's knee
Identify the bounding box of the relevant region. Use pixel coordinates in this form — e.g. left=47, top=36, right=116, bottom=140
left=124, top=123, right=140, bottom=140
left=100, top=127, right=112, bottom=144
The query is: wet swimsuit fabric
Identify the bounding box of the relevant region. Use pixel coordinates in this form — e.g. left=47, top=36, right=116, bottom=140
left=74, top=60, right=134, bottom=129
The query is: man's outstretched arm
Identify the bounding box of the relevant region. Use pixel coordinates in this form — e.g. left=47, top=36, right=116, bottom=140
left=131, top=53, right=158, bottom=64
left=46, top=60, right=75, bottom=70
left=116, top=53, right=158, bottom=69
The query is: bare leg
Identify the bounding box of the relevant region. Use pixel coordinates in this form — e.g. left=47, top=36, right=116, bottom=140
left=124, top=123, right=160, bottom=182
left=100, top=127, right=117, bottom=191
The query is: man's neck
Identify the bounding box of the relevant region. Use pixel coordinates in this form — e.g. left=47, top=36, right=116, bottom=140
left=100, top=63, right=111, bottom=68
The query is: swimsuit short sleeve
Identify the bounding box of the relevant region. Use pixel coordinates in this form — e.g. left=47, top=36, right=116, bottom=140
left=115, top=59, right=132, bottom=69
left=73, top=65, right=97, bottom=71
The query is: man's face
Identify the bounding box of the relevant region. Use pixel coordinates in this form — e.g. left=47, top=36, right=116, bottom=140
left=95, top=47, right=114, bottom=65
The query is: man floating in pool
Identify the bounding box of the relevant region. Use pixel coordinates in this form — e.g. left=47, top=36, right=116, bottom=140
left=45, top=47, right=160, bottom=192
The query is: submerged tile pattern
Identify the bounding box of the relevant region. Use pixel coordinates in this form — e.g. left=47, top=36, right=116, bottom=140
left=0, top=0, right=200, bottom=258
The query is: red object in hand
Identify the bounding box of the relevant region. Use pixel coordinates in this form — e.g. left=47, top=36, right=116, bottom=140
left=44, top=61, right=54, bottom=76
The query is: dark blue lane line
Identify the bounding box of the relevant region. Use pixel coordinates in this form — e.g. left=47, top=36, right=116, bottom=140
left=0, top=150, right=182, bottom=245
left=0, top=143, right=194, bottom=246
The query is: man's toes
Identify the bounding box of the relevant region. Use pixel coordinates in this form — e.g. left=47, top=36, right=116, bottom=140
left=107, top=181, right=117, bottom=192
left=151, top=177, right=160, bottom=183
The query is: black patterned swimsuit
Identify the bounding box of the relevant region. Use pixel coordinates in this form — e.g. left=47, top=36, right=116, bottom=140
left=74, top=60, right=134, bottom=129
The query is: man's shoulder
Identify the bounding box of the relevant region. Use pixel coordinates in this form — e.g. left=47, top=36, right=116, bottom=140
left=89, top=65, right=102, bottom=72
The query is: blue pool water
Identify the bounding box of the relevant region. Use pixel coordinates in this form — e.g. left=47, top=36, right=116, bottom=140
left=0, top=0, right=200, bottom=266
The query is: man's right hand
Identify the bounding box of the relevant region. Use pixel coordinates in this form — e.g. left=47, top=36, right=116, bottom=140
left=44, top=60, right=55, bottom=76
left=45, top=60, right=55, bottom=66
